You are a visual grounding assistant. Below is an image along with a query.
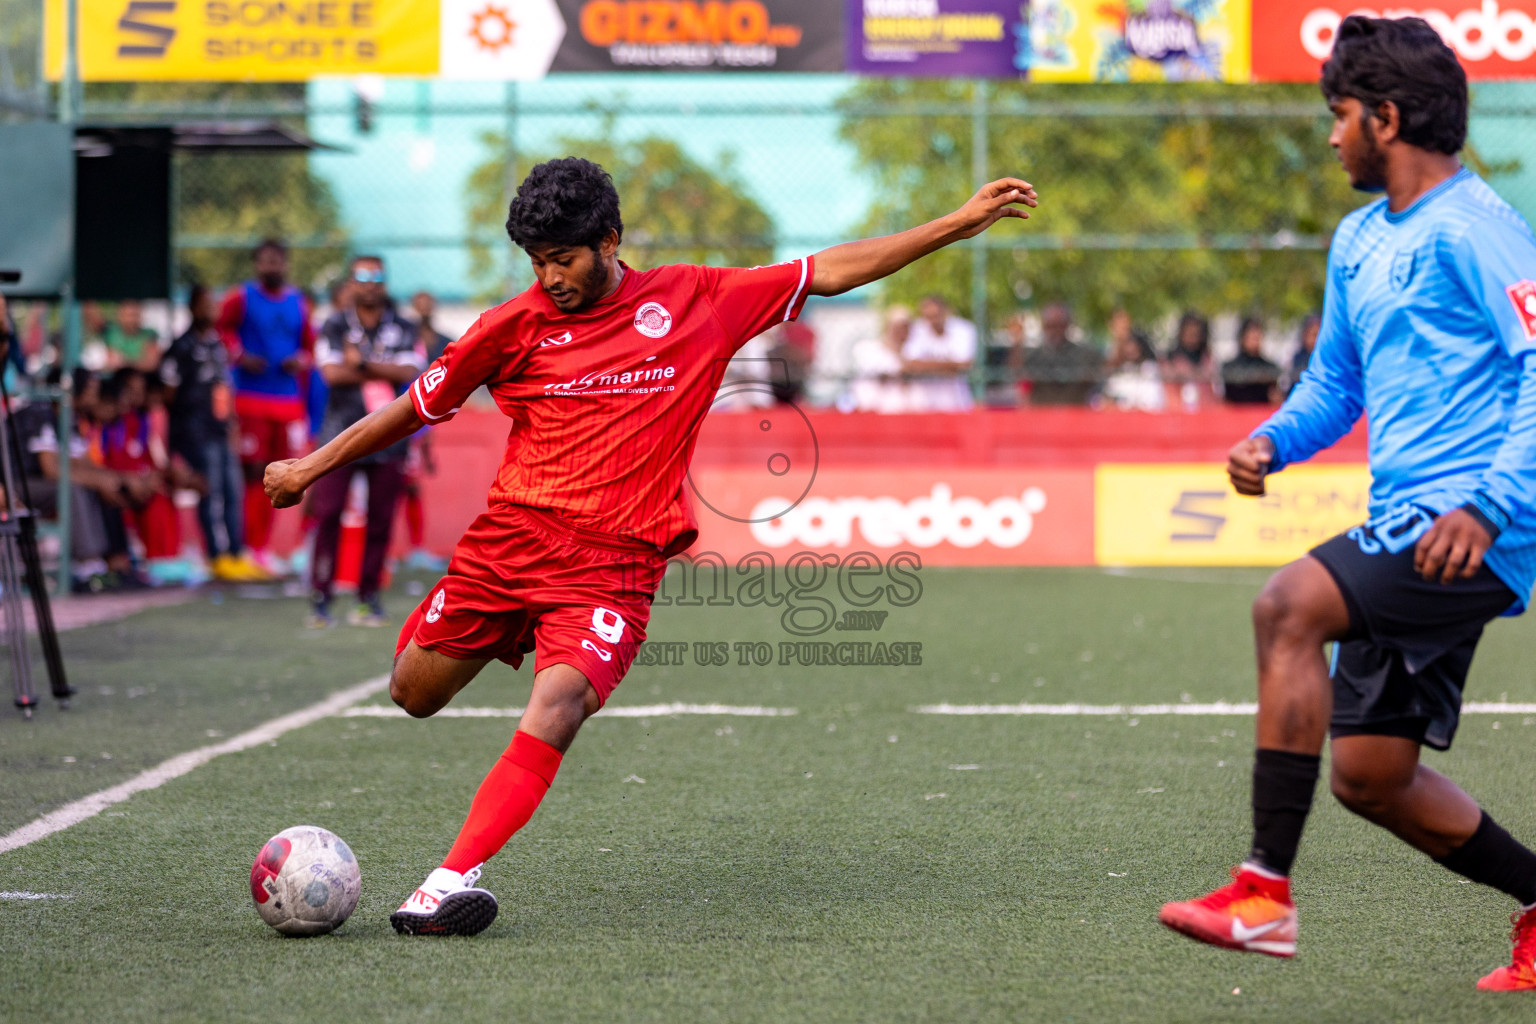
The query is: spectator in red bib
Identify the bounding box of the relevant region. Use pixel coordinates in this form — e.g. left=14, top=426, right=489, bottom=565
left=217, top=239, right=314, bottom=575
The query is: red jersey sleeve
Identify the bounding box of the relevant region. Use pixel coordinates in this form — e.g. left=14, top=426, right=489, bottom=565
left=216, top=288, right=245, bottom=358
left=698, top=256, right=814, bottom=352
left=408, top=314, right=507, bottom=425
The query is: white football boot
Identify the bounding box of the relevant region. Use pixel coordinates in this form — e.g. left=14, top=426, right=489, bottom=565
left=390, top=865, right=498, bottom=936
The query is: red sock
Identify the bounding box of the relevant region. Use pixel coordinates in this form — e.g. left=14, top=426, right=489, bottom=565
left=244, top=482, right=272, bottom=551
left=440, top=731, right=563, bottom=873
left=405, top=488, right=424, bottom=547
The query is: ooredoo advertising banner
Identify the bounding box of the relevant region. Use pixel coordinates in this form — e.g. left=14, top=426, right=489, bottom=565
left=1023, top=0, right=1251, bottom=81
left=688, top=467, right=1096, bottom=566
left=1252, top=0, right=1536, bottom=80
left=845, top=0, right=1023, bottom=76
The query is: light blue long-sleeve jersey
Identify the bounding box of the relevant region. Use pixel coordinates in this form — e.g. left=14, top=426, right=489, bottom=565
left=1255, top=168, right=1536, bottom=612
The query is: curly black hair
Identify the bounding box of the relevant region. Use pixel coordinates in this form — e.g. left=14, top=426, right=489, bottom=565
left=505, top=157, right=623, bottom=252
left=1321, top=16, right=1467, bottom=155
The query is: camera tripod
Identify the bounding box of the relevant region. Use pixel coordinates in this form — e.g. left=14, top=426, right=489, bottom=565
left=0, top=370, right=72, bottom=718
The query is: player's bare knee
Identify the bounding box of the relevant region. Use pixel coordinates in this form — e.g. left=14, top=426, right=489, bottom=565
left=1329, top=761, right=1403, bottom=819
left=1252, top=577, right=1322, bottom=648
left=389, top=671, right=439, bottom=719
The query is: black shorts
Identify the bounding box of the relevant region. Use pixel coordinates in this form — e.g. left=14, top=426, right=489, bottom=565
left=1310, top=505, right=1517, bottom=751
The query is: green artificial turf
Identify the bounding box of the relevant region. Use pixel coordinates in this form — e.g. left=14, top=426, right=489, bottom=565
left=3, top=567, right=1536, bottom=1023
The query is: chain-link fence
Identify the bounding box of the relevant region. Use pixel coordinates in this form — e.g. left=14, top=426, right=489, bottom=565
left=4, top=12, right=1535, bottom=405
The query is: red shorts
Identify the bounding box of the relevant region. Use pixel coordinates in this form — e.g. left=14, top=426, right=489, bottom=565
left=236, top=396, right=305, bottom=466
left=396, top=505, right=666, bottom=705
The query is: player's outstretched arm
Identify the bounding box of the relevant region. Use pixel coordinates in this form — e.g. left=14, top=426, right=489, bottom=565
left=264, top=393, right=423, bottom=509
left=808, top=178, right=1037, bottom=297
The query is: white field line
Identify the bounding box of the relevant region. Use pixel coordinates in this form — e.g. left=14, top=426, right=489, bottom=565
left=340, top=702, right=798, bottom=720
left=0, top=891, right=70, bottom=899
left=0, top=675, right=390, bottom=856
left=1099, top=567, right=1273, bottom=585
left=914, top=701, right=1536, bottom=716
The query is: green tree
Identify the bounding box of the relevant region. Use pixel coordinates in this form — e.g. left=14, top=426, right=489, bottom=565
left=465, top=131, right=775, bottom=304
left=175, top=149, right=348, bottom=292
left=0, top=0, right=45, bottom=114
left=838, top=80, right=1369, bottom=335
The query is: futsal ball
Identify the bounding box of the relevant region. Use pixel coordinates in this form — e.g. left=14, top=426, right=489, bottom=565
left=249, top=825, right=361, bottom=936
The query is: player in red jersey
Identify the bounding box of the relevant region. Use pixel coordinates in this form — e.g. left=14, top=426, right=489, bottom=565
left=265, top=157, right=1037, bottom=936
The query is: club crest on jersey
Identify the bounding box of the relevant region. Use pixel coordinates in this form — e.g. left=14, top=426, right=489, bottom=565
left=633, top=302, right=673, bottom=339
left=425, top=589, right=445, bottom=624
left=1508, top=280, right=1536, bottom=341
left=1391, top=248, right=1418, bottom=290
left=421, top=366, right=447, bottom=393
left=541, top=331, right=573, bottom=347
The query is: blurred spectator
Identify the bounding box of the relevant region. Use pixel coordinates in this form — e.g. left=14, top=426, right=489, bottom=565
left=19, top=369, right=140, bottom=591
left=847, top=305, right=911, bottom=413
left=74, top=302, right=110, bottom=371
left=103, top=301, right=162, bottom=372
left=411, top=291, right=452, bottom=364
left=767, top=320, right=815, bottom=404
left=218, top=239, right=314, bottom=574
left=1100, top=309, right=1164, bottom=411
left=99, top=369, right=184, bottom=579
left=1022, top=302, right=1102, bottom=406
left=17, top=300, right=50, bottom=370
left=1163, top=311, right=1214, bottom=409
left=1287, top=313, right=1322, bottom=397
left=402, top=291, right=449, bottom=572
left=714, top=332, right=777, bottom=411
left=309, top=256, right=423, bottom=628
left=1221, top=317, right=1283, bottom=405
left=400, top=436, right=446, bottom=573
left=903, top=295, right=976, bottom=412
left=163, top=285, right=267, bottom=582
left=983, top=312, right=1026, bottom=408
left=0, top=295, right=26, bottom=385
left=330, top=276, right=356, bottom=316
left=1108, top=308, right=1155, bottom=362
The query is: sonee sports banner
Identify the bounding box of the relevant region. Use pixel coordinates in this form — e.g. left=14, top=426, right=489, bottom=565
left=45, top=0, right=441, bottom=80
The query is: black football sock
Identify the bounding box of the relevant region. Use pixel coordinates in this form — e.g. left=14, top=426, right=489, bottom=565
left=1248, top=748, right=1321, bottom=877
left=1435, top=811, right=1536, bottom=907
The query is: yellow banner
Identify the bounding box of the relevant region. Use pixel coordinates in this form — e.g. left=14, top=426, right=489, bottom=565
left=46, top=0, right=439, bottom=81
left=1095, top=463, right=1372, bottom=566
left=1025, top=0, right=1250, bottom=82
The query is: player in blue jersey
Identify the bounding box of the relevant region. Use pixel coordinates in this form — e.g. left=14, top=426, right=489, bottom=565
left=216, top=239, right=315, bottom=576
left=1159, top=17, right=1536, bottom=990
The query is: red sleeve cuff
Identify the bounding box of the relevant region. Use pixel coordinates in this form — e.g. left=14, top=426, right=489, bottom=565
left=409, top=373, right=459, bottom=424
left=784, top=255, right=813, bottom=323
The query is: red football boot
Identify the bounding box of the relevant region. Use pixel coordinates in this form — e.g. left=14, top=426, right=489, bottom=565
left=1159, top=866, right=1298, bottom=957
left=1478, top=907, right=1536, bottom=991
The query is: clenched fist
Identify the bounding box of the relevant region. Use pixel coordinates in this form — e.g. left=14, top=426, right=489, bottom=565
left=264, top=459, right=307, bottom=509
left=1227, top=435, right=1275, bottom=496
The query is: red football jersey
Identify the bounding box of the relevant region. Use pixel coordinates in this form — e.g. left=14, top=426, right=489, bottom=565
left=409, top=258, right=814, bottom=551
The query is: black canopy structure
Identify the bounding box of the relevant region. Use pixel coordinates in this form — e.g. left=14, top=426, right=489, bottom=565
left=74, top=121, right=337, bottom=302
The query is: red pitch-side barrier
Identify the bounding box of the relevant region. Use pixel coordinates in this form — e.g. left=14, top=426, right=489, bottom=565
left=311, top=406, right=1364, bottom=569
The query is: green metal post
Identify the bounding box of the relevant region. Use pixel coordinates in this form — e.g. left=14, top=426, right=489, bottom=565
left=503, top=81, right=519, bottom=297
left=54, top=294, right=78, bottom=597
left=969, top=80, right=990, bottom=401
left=55, top=0, right=82, bottom=597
